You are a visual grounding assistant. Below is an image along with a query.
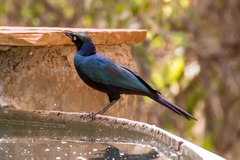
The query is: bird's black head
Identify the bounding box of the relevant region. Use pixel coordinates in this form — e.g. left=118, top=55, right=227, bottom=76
left=64, top=32, right=92, bottom=50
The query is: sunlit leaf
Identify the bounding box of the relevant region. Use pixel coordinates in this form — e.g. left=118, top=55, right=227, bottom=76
left=153, top=35, right=165, bottom=48
left=82, top=15, right=92, bottom=27
left=143, top=96, right=153, bottom=104
left=162, top=4, right=173, bottom=18
left=151, top=68, right=165, bottom=89
left=166, top=56, right=185, bottom=84
left=202, top=134, right=215, bottom=151
left=179, top=0, right=190, bottom=8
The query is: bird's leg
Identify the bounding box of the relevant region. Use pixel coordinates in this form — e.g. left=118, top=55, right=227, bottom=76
left=82, top=100, right=118, bottom=121
left=95, top=100, right=118, bottom=115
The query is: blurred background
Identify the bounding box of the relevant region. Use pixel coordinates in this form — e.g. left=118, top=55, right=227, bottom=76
left=0, top=0, right=239, bottom=159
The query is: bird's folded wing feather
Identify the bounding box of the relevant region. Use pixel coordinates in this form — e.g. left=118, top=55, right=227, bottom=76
left=81, top=55, right=150, bottom=93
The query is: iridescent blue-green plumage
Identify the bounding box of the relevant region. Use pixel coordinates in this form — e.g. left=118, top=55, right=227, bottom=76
left=64, top=32, right=196, bottom=121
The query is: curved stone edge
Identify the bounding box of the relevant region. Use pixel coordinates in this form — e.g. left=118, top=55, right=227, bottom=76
left=0, top=27, right=147, bottom=46
left=0, top=107, right=225, bottom=160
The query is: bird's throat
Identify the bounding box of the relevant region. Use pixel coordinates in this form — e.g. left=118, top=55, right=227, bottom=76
left=77, top=43, right=96, bottom=56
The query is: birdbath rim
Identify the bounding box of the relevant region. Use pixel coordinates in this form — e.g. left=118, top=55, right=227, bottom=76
left=0, top=108, right=226, bottom=160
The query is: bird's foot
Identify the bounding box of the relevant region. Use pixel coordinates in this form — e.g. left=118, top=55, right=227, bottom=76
left=82, top=112, right=97, bottom=122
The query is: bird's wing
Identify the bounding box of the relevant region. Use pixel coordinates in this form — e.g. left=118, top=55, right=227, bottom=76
left=119, top=64, right=161, bottom=94
left=81, top=55, right=152, bottom=94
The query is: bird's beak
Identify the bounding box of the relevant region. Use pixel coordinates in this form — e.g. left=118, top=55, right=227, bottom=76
left=64, top=32, right=72, bottom=38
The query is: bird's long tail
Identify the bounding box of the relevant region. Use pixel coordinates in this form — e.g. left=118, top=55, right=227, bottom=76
left=150, top=95, right=197, bottom=121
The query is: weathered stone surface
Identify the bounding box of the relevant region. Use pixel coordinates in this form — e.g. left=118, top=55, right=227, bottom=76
left=0, top=27, right=147, bottom=119
left=0, top=44, right=136, bottom=119
left=0, top=27, right=147, bottom=46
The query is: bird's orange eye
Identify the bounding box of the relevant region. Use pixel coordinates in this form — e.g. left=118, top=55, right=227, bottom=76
left=73, top=36, right=77, bottom=41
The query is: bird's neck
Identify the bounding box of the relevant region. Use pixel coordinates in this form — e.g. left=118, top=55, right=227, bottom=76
left=77, top=43, right=96, bottom=56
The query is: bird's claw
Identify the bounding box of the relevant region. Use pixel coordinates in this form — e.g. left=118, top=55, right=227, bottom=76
left=82, top=112, right=97, bottom=122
